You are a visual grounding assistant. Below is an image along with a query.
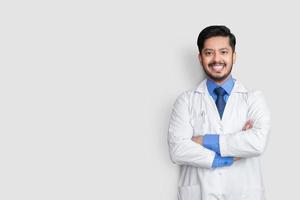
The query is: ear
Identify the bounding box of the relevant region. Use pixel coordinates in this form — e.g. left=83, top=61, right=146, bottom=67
left=233, top=52, right=236, bottom=64
left=198, top=53, right=203, bottom=65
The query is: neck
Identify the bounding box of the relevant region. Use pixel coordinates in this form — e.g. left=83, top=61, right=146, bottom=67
left=209, top=75, right=231, bottom=85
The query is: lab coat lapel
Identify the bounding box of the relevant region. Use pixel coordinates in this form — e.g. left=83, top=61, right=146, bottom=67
left=194, top=79, right=222, bottom=121
left=194, top=79, right=248, bottom=121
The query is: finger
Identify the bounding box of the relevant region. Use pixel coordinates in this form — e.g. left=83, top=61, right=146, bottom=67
left=246, top=120, right=253, bottom=129
left=243, top=120, right=250, bottom=128
left=242, top=123, right=250, bottom=131
left=249, top=120, right=254, bottom=127
left=243, top=120, right=253, bottom=130
left=246, top=123, right=251, bottom=129
left=191, top=136, right=200, bottom=141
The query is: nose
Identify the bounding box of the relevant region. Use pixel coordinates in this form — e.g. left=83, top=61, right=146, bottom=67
left=213, top=52, right=221, bottom=62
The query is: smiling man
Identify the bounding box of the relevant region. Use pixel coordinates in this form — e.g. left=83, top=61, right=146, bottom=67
left=168, top=26, right=271, bottom=200
left=200, top=36, right=235, bottom=83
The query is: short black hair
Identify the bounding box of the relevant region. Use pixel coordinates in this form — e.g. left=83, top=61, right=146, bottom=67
left=197, top=25, right=236, bottom=53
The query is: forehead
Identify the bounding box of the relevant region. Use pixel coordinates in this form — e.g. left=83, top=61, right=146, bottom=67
left=203, top=36, right=231, bottom=50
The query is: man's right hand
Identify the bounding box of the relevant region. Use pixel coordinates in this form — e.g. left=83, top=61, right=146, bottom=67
left=242, top=120, right=253, bottom=131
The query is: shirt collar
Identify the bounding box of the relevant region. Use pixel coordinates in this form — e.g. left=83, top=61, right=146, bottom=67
left=206, top=75, right=235, bottom=96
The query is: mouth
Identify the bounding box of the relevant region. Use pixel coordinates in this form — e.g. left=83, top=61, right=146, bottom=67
left=209, top=63, right=226, bottom=73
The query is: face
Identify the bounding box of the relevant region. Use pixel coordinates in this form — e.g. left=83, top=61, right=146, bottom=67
left=198, top=36, right=236, bottom=84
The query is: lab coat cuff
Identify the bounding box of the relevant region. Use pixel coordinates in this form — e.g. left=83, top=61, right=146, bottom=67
left=219, top=135, right=228, bottom=157
left=212, top=153, right=234, bottom=168
left=203, top=134, right=220, bottom=154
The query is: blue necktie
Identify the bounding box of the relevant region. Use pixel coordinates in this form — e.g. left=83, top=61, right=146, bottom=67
left=214, top=87, right=227, bottom=119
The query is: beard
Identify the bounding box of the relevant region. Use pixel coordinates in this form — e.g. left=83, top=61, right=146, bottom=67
left=203, top=62, right=233, bottom=82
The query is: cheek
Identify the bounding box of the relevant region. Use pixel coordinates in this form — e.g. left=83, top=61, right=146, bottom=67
left=202, top=58, right=212, bottom=66
left=225, top=57, right=233, bottom=64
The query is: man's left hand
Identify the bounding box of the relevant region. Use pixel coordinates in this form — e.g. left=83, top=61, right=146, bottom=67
left=191, top=135, right=203, bottom=145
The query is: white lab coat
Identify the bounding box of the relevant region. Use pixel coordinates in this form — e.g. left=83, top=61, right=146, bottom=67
left=168, top=79, right=271, bottom=200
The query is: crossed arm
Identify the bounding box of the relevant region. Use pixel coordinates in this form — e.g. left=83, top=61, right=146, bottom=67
left=168, top=91, right=271, bottom=169
left=192, top=120, right=253, bottom=163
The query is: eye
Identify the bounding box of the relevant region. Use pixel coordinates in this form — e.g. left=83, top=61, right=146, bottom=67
left=204, top=51, right=213, bottom=56
left=220, top=50, right=228, bottom=55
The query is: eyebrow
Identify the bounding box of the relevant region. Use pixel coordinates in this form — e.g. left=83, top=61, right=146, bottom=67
left=219, top=48, right=229, bottom=51
left=203, top=48, right=230, bottom=51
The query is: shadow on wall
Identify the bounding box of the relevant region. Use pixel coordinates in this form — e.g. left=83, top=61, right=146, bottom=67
left=162, top=47, right=206, bottom=166
left=181, top=46, right=206, bottom=86
left=159, top=47, right=208, bottom=192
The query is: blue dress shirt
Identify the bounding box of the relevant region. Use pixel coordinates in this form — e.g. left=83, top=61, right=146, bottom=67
left=203, top=76, right=236, bottom=168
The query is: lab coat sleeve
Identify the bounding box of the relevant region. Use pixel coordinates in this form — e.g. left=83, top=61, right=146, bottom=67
left=219, top=91, right=271, bottom=158
left=168, top=92, right=215, bottom=168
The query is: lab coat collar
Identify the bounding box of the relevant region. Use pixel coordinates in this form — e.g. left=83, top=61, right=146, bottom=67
left=194, top=78, right=248, bottom=94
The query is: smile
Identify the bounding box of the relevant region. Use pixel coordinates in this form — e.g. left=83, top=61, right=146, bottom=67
left=210, top=64, right=225, bottom=73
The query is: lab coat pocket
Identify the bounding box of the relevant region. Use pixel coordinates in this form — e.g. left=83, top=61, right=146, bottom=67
left=178, top=185, right=202, bottom=200
left=241, top=187, right=265, bottom=200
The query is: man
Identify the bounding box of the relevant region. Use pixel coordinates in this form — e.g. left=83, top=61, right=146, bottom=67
left=168, top=25, right=271, bottom=200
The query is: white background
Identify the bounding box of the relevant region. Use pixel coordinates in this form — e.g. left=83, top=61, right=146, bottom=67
left=0, top=0, right=299, bottom=199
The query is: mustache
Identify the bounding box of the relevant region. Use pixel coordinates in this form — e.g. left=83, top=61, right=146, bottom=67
left=208, top=62, right=226, bottom=67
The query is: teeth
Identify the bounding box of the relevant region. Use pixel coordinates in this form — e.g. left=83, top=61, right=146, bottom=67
left=211, top=65, right=224, bottom=72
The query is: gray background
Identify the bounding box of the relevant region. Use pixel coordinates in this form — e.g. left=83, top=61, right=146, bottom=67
left=0, top=0, right=298, bottom=199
